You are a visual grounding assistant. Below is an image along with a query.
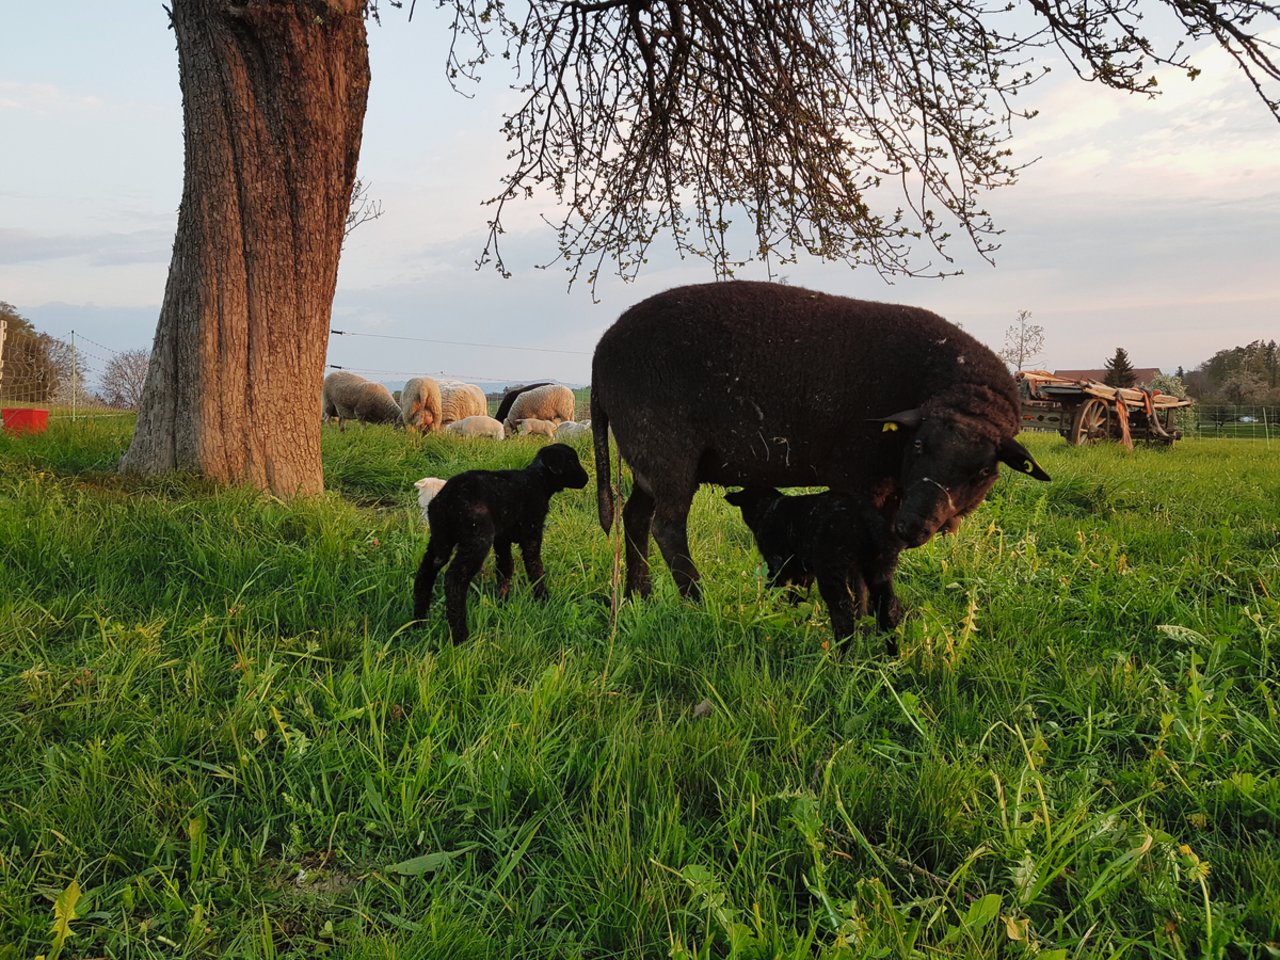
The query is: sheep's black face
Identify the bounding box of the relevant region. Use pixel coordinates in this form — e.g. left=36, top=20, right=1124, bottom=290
left=724, top=487, right=782, bottom=532
left=538, top=444, right=590, bottom=490
left=887, top=418, right=1048, bottom=548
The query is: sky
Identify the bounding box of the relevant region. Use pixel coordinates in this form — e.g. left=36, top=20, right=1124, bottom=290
left=2, top=4, right=1277, bottom=391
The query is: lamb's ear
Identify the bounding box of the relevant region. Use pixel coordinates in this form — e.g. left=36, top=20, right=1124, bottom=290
left=997, top=437, right=1051, bottom=481
left=869, top=408, right=924, bottom=433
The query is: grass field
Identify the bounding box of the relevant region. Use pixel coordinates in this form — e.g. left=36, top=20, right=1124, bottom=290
left=1, top=418, right=1277, bottom=958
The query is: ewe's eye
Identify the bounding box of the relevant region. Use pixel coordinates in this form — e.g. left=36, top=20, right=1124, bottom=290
left=912, top=438, right=924, bottom=454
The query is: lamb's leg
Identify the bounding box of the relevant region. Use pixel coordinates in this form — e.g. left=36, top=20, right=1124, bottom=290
left=495, top=542, right=515, bottom=599
left=867, top=568, right=902, bottom=654
left=519, top=534, right=548, bottom=601
left=443, top=537, right=490, bottom=643
left=817, top=574, right=858, bottom=642
left=621, top=487, right=656, bottom=598
left=413, top=536, right=454, bottom=620
left=651, top=490, right=700, bottom=602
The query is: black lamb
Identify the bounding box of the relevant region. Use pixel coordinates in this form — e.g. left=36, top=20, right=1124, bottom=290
left=413, top=443, right=590, bottom=643
left=725, top=487, right=903, bottom=653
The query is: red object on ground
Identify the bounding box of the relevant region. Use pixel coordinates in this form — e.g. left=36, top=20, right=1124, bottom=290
left=2, top=408, right=49, bottom=435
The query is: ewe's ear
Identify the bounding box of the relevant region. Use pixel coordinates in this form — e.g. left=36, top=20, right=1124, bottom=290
left=869, top=408, right=924, bottom=433
left=997, top=437, right=1051, bottom=481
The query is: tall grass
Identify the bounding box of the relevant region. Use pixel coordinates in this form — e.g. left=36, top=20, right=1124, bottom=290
left=1, top=420, right=1277, bottom=958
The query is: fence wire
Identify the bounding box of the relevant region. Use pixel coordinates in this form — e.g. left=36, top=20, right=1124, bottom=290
left=1183, top=405, right=1278, bottom=440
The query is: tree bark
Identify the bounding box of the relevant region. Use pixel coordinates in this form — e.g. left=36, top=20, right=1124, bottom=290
left=121, top=0, right=369, bottom=497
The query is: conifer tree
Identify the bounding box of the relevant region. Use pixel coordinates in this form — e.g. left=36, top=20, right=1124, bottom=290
left=1104, top=347, right=1137, bottom=388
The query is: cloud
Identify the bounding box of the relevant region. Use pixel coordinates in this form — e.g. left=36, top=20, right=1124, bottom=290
left=0, top=227, right=171, bottom=267
left=0, top=81, right=105, bottom=113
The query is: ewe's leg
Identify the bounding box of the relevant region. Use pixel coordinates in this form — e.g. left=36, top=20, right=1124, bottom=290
left=495, top=542, right=515, bottom=599
left=651, top=488, right=700, bottom=602
left=817, top=574, right=858, bottom=642
left=519, top=534, right=548, bottom=601
left=443, top=536, right=491, bottom=643
left=621, top=487, right=656, bottom=598
left=413, top=536, right=454, bottom=620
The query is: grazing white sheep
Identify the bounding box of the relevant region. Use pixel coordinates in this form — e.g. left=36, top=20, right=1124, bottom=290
left=438, top=381, right=489, bottom=425
left=322, top=370, right=402, bottom=431
left=509, top=417, right=558, bottom=439
left=444, top=415, right=505, bottom=440
left=414, top=476, right=448, bottom=525
left=400, top=376, right=443, bottom=434
left=554, top=419, right=592, bottom=441
left=503, top=383, right=575, bottom=433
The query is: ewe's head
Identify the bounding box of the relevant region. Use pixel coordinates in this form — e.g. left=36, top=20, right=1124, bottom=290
left=872, top=409, right=1050, bottom=548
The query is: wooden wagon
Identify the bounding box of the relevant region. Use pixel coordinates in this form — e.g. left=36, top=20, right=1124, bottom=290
left=1016, top=371, right=1192, bottom=448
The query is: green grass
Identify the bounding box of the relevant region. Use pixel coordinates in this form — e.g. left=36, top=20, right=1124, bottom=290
left=2, top=419, right=1278, bottom=958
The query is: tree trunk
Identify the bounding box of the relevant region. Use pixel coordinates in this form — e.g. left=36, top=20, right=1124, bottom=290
left=121, top=0, right=369, bottom=497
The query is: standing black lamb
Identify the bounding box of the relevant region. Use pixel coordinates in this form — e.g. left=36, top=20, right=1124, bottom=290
left=412, top=443, right=589, bottom=643
left=591, top=280, right=1050, bottom=600
left=724, top=487, right=903, bottom=654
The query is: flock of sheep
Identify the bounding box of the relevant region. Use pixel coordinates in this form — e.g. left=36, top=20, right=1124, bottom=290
left=321, top=371, right=591, bottom=442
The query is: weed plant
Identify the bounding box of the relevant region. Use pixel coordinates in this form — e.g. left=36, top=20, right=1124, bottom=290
left=1, top=419, right=1277, bottom=958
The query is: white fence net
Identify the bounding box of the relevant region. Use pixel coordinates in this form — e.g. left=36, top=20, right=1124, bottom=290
left=0, top=327, right=143, bottom=422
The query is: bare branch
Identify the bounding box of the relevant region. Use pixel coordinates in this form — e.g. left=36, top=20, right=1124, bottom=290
left=428, top=0, right=1280, bottom=291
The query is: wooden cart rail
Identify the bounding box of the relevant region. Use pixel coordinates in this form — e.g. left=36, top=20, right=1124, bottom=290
left=1016, top=371, right=1192, bottom=448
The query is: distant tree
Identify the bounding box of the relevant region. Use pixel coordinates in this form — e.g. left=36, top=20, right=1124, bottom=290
left=1189, top=339, right=1280, bottom=402
left=1104, top=347, right=1136, bottom=388
left=0, top=302, right=72, bottom=403
left=997, top=310, right=1046, bottom=371
left=1221, top=369, right=1267, bottom=405
left=101, top=349, right=152, bottom=410
left=1262, top=340, right=1278, bottom=390
left=1150, top=371, right=1187, bottom=399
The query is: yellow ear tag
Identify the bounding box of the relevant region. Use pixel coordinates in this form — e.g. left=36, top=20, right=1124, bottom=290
left=882, top=423, right=899, bottom=433
left=1023, top=459, right=1034, bottom=474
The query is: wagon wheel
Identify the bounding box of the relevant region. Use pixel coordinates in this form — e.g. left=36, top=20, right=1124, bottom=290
left=1069, top=397, right=1113, bottom=445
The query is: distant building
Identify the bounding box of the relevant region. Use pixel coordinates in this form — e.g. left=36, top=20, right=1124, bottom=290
left=1053, top=367, right=1164, bottom=387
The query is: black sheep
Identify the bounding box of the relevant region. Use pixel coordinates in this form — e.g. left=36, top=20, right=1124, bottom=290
left=725, top=487, right=902, bottom=653
left=591, top=280, right=1050, bottom=600
left=413, top=443, right=589, bottom=642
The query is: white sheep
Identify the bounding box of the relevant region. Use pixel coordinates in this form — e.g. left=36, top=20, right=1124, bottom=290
left=553, top=419, right=593, bottom=441
left=322, top=370, right=402, bottom=431
left=414, top=476, right=448, bottom=524
left=509, top=417, right=558, bottom=439
left=444, top=415, right=505, bottom=440
left=438, top=380, right=489, bottom=425
left=400, top=376, right=443, bottom=434
left=502, top=383, right=575, bottom=433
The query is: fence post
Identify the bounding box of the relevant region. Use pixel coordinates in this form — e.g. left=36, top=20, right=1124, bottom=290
left=71, top=330, right=78, bottom=422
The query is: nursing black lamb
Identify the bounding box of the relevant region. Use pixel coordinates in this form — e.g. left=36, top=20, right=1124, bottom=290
left=590, top=280, right=1050, bottom=600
